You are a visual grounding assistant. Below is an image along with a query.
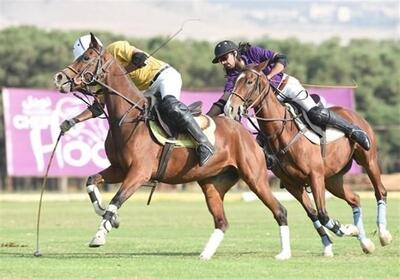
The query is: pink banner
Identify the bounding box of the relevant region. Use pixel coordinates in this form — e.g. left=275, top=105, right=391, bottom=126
left=2, top=87, right=358, bottom=177
left=3, top=88, right=109, bottom=177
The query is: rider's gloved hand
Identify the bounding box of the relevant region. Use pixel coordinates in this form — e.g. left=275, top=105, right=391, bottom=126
left=131, top=52, right=148, bottom=69
left=60, top=118, right=77, bottom=133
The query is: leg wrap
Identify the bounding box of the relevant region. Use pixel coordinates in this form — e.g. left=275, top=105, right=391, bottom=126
left=312, top=219, right=333, bottom=246
left=353, top=207, right=367, bottom=240
left=103, top=204, right=120, bottom=229
left=86, top=184, right=106, bottom=216
left=377, top=200, right=387, bottom=230
left=323, top=218, right=344, bottom=237
left=97, top=204, right=120, bottom=234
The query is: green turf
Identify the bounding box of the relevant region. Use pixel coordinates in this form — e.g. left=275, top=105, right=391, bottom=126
left=0, top=193, right=399, bottom=279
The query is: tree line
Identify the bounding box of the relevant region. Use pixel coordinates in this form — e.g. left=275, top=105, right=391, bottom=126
left=0, top=26, right=399, bottom=174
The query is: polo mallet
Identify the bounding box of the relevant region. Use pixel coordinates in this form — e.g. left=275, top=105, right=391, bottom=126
left=147, top=18, right=200, bottom=58
left=34, top=131, right=63, bottom=257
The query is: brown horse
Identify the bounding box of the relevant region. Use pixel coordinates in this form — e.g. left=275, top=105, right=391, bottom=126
left=53, top=34, right=292, bottom=260
left=225, top=61, right=392, bottom=256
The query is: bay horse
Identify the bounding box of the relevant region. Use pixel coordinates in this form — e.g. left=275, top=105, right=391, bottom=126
left=53, top=34, right=291, bottom=260
left=225, top=61, right=392, bottom=256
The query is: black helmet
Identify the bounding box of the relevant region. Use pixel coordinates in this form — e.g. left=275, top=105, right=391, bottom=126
left=212, top=40, right=238, bottom=64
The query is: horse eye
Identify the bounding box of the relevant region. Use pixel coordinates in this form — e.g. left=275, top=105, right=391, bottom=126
left=83, top=55, right=90, bottom=61
left=247, top=80, right=253, bottom=85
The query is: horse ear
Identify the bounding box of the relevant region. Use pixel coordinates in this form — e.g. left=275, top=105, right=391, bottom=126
left=89, top=32, right=99, bottom=49
left=255, top=60, right=269, bottom=72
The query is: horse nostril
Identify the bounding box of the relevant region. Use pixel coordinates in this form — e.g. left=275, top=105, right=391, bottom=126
left=56, top=73, right=63, bottom=82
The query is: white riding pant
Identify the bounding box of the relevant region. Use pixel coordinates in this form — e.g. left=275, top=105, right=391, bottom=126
left=276, top=74, right=317, bottom=112
left=144, top=66, right=182, bottom=100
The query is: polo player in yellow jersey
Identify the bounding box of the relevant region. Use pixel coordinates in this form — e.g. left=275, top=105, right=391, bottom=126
left=60, top=35, right=214, bottom=166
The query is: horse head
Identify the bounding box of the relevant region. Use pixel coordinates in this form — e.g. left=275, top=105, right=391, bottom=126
left=54, top=33, right=108, bottom=95
left=225, top=61, right=270, bottom=121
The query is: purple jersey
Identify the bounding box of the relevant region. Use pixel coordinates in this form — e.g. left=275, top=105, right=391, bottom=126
left=224, top=46, right=284, bottom=93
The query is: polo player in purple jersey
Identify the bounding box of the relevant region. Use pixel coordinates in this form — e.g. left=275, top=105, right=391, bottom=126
left=208, top=40, right=370, bottom=151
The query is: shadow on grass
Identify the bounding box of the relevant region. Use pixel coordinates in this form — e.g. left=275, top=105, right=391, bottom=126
left=0, top=250, right=267, bottom=259
left=0, top=251, right=202, bottom=258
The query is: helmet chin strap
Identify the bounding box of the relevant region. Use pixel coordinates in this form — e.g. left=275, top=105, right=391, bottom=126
left=236, top=56, right=246, bottom=70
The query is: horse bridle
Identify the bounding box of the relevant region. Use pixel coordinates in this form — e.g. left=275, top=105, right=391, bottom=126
left=230, top=68, right=271, bottom=113
left=231, top=68, right=298, bottom=141
left=61, top=47, right=146, bottom=117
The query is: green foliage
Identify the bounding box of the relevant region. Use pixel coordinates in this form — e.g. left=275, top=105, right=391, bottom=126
left=0, top=26, right=398, bottom=172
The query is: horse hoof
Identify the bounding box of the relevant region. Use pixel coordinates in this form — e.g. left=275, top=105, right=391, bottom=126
left=199, top=252, right=213, bottom=261
left=342, top=224, right=359, bottom=237
left=323, top=245, right=334, bottom=257
left=111, top=214, right=120, bottom=229
left=88, top=231, right=106, bottom=248
left=360, top=238, right=375, bottom=254
left=275, top=251, right=291, bottom=260
left=379, top=230, right=393, bottom=246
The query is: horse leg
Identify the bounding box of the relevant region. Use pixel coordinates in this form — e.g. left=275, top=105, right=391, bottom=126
left=89, top=169, right=149, bottom=248
left=283, top=182, right=333, bottom=257
left=86, top=165, right=125, bottom=216
left=242, top=173, right=291, bottom=260
left=198, top=171, right=238, bottom=260
left=309, top=171, right=359, bottom=238
left=325, top=175, right=375, bottom=254
left=357, top=154, right=392, bottom=246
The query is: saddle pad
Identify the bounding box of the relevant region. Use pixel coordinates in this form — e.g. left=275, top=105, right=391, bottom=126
left=285, top=103, right=345, bottom=145
left=149, top=115, right=216, bottom=148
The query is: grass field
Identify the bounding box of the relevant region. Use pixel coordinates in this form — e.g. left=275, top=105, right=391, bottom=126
left=0, top=191, right=399, bottom=279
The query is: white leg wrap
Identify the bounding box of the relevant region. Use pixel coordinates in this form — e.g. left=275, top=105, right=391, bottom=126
left=200, top=229, right=224, bottom=260
left=89, top=219, right=111, bottom=248
left=88, top=204, right=119, bottom=248
left=99, top=219, right=112, bottom=232
left=325, top=218, right=359, bottom=237
left=87, top=184, right=106, bottom=216
left=377, top=200, right=387, bottom=229
left=377, top=200, right=392, bottom=246
left=275, top=225, right=291, bottom=260
left=353, top=207, right=367, bottom=240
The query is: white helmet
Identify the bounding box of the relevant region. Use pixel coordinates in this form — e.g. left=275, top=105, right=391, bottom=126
left=72, top=34, right=103, bottom=61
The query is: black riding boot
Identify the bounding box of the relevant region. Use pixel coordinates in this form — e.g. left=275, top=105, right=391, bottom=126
left=159, top=96, right=215, bottom=166
left=185, top=117, right=215, bottom=166
left=308, top=107, right=370, bottom=150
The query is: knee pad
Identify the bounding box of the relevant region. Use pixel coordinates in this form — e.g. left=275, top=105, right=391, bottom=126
left=159, top=96, right=191, bottom=127
left=307, top=107, right=330, bottom=126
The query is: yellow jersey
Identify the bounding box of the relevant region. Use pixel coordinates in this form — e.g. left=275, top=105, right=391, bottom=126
left=106, top=41, right=168, bottom=90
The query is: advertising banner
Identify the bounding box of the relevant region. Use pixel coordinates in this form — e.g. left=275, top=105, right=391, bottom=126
left=2, top=87, right=357, bottom=176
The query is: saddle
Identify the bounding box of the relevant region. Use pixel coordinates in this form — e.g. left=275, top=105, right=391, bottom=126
left=153, top=100, right=202, bottom=138
left=285, top=94, right=344, bottom=157
left=147, top=96, right=216, bottom=148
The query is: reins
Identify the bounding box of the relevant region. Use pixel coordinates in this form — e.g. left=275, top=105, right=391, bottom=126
left=236, top=68, right=296, bottom=140
left=66, top=48, right=148, bottom=126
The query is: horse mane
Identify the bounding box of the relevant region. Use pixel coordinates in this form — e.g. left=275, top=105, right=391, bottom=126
left=238, top=42, right=251, bottom=54
left=103, top=49, right=144, bottom=100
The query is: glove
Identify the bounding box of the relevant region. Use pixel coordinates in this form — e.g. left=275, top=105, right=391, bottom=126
left=131, top=52, right=148, bottom=69
left=60, top=118, right=76, bottom=133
